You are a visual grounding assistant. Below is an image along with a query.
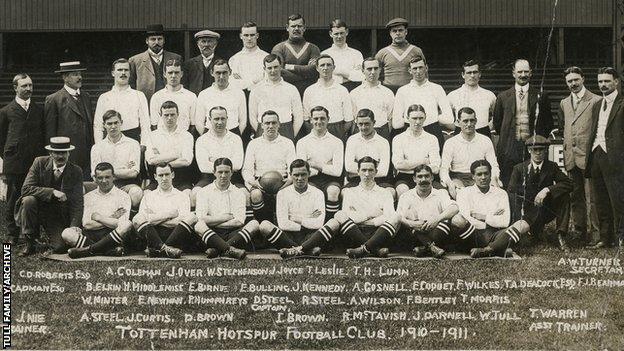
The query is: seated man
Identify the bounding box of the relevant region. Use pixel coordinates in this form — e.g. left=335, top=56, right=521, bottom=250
left=132, top=163, right=198, bottom=258
left=508, top=135, right=573, bottom=250
left=392, top=104, right=441, bottom=198
left=440, top=107, right=500, bottom=199
left=144, top=100, right=195, bottom=194
left=194, top=158, right=259, bottom=260
left=259, top=159, right=334, bottom=258
left=454, top=159, right=530, bottom=258
left=90, top=109, right=143, bottom=216
left=62, top=162, right=134, bottom=258
left=397, top=164, right=457, bottom=258
left=296, top=106, right=343, bottom=220
left=242, top=110, right=296, bottom=222
left=16, top=137, right=84, bottom=255
left=335, top=157, right=401, bottom=258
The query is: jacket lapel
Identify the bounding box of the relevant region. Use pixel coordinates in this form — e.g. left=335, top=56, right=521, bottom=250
left=538, top=162, right=550, bottom=187
left=60, top=89, right=83, bottom=117
left=606, top=94, right=623, bottom=128
left=573, top=95, right=591, bottom=122
left=142, top=51, right=155, bottom=75
left=43, top=157, right=55, bottom=186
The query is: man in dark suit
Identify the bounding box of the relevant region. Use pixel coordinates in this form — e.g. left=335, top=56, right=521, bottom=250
left=508, top=135, right=573, bottom=250
left=493, top=59, right=553, bottom=186
left=182, top=29, right=221, bottom=95
left=585, top=67, right=624, bottom=249
left=44, top=61, right=94, bottom=180
left=558, top=66, right=601, bottom=245
left=129, top=24, right=183, bottom=101
left=0, top=73, right=46, bottom=244
left=15, top=137, right=84, bottom=255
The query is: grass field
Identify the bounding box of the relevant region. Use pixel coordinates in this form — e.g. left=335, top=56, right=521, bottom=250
left=3, top=203, right=624, bottom=350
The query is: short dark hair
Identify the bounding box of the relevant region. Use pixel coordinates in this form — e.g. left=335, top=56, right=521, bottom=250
left=263, top=54, right=282, bottom=67
left=213, top=157, right=233, bottom=171
left=102, top=109, right=122, bottom=123
left=356, top=108, right=375, bottom=122
left=310, top=106, right=329, bottom=118
left=410, top=55, right=426, bottom=65
left=357, top=156, right=378, bottom=170
left=111, top=58, right=129, bottom=71
left=361, top=57, right=379, bottom=70
left=315, top=54, right=334, bottom=66
left=154, top=162, right=173, bottom=174
left=407, top=104, right=426, bottom=116
left=209, top=106, right=228, bottom=118
left=564, top=66, right=584, bottom=77
left=462, top=59, right=480, bottom=71
left=329, top=18, right=348, bottom=30
left=94, top=162, right=115, bottom=176
left=457, top=107, right=476, bottom=121
left=289, top=159, right=310, bottom=173
left=164, top=59, right=182, bottom=70
left=12, top=73, right=30, bottom=88
left=470, top=159, right=492, bottom=175
left=160, top=100, right=179, bottom=114
left=261, top=110, right=280, bottom=122
left=288, top=13, right=305, bottom=24
left=412, top=164, right=432, bottom=176
left=210, top=59, right=230, bottom=73
left=241, top=21, right=257, bottom=30
left=597, top=66, right=619, bottom=79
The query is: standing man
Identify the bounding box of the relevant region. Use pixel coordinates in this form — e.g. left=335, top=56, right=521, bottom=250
left=182, top=29, right=221, bottom=95
left=195, top=60, right=247, bottom=135
left=249, top=54, right=304, bottom=140
left=585, top=67, right=624, bottom=249
left=150, top=59, right=197, bottom=134
left=229, top=22, right=269, bottom=91
left=302, top=54, right=353, bottom=140
left=321, top=19, right=364, bottom=91
left=44, top=61, right=94, bottom=180
left=492, top=59, right=553, bottom=186
left=15, top=137, right=84, bottom=255
left=392, top=56, right=454, bottom=149
left=350, top=57, right=395, bottom=140
left=272, top=14, right=321, bottom=96
left=94, top=58, right=150, bottom=142
left=129, top=24, right=182, bottom=102
left=558, top=66, right=601, bottom=245
left=0, top=73, right=46, bottom=245
left=375, top=17, right=425, bottom=93
left=447, top=60, right=497, bottom=137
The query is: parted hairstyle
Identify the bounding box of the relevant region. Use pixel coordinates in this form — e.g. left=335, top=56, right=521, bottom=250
left=457, top=107, right=476, bottom=121
left=470, top=159, right=492, bottom=174
left=102, top=109, right=122, bottom=123
left=356, top=108, right=375, bottom=122
left=563, top=66, right=583, bottom=77
left=111, top=58, right=129, bottom=71
left=210, top=59, right=230, bottom=73
left=94, top=162, right=115, bottom=176
left=357, top=156, right=378, bottom=169
left=209, top=106, right=228, bottom=118
left=12, top=73, right=29, bottom=88
left=263, top=54, right=282, bottom=67
left=406, top=104, right=426, bottom=116
left=597, top=66, right=619, bottom=79
left=261, top=110, right=280, bottom=123
left=213, top=157, right=233, bottom=171
left=310, top=105, right=329, bottom=118
left=290, top=159, right=310, bottom=173
left=412, top=164, right=433, bottom=176
left=160, top=100, right=179, bottom=114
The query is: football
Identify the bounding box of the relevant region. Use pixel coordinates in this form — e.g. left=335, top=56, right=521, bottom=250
left=259, top=171, right=285, bottom=194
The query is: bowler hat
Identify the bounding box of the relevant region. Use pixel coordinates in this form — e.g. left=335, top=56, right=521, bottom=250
left=525, top=134, right=550, bottom=148
left=54, top=61, right=87, bottom=74
left=45, top=136, right=75, bottom=152
left=146, top=24, right=165, bottom=36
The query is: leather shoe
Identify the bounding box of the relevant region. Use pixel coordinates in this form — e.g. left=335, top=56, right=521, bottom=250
left=279, top=246, right=303, bottom=259
left=222, top=247, right=246, bottom=260
left=470, top=246, right=494, bottom=258
left=105, top=246, right=125, bottom=257
left=68, top=247, right=93, bottom=259
left=307, top=246, right=322, bottom=257
left=558, top=233, right=570, bottom=252
left=19, top=241, right=37, bottom=257
left=160, top=244, right=183, bottom=258
left=205, top=248, right=220, bottom=259
left=375, top=247, right=389, bottom=258
left=428, top=243, right=445, bottom=258
left=587, top=241, right=607, bottom=250
left=346, top=245, right=370, bottom=259
left=412, top=246, right=429, bottom=257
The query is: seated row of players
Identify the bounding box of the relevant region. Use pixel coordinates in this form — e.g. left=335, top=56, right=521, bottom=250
left=61, top=156, right=529, bottom=260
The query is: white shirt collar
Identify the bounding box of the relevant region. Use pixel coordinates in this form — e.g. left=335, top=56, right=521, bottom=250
left=52, top=162, right=66, bottom=173
left=515, top=83, right=529, bottom=93
left=242, top=46, right=259, bottom=54
left=604, top=89, right=618, bottom=102
left=330, top=43, right=349, bottom=50
left=111, top=85, right=130, bottom=92
left=64, top=85, right=80, bottom=96
left=15, top=96, right=30, bottom=109
left=148, top=49, right=163, bottom=58
left=530, top=160, right=543, bottom=171
left=201, top=54, right=214, bottom=61
left=574, top=86, right=586, bottom=100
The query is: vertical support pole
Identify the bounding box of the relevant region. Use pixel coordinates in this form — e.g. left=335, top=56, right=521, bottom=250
left=613, top=0, right=622, bottom=75
left=183, top=24, right=191, bottom=61
left=370, top=28, right=378, bottom=56
left=0, top=33, right=4, bottom=71
left=557, top=27, right=565, bottom=65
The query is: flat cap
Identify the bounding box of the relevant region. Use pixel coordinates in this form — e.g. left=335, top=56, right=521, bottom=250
left=525, top=134, right=550, bottom=148
left=385, top=17, right=408, bottom=29
left=194, top=30, right=221, bottom=40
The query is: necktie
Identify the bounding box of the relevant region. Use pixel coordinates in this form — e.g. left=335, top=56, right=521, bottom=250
left=72, top=93, right=80, bottom=101
left=518, top=89, right=525, bottom=100
left=602, top=98, right=608, bottom=111
left=54, top=169, right=62, bottom=180
left=572, top=94, right=578, bottom=110
left=22, top=102, right=29, bottom=111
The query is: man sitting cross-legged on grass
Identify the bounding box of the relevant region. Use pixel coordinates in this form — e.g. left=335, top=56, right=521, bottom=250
left=62, top=162, right=134, bottom=258
left=396, top=164, right=458, bottom=258
left=194, top=157, right=259, bottom=260
left=453, top=159, right=530, bottom=258
left=132, top=163, right=198, bottom=258
left=259, top=159, right=335, bottom=258
left=338, top=156, right=402, bottom=258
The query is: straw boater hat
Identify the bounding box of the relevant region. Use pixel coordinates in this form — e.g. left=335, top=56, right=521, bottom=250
left=54, top=61, right=87, bottom=74
left=45, top=136, right=75, bottom=152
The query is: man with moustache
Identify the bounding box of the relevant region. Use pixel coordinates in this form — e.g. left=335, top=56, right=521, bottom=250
left=447, top=60, right=497, bottom=137
left=229, top=22, right=269, bottom=91
left=129, top=24, right=182, bottom=102
left=493, top=59, right=553, bottom=186
left=558, top=66, right=601, bottom=245
left=350, top=58, right=395, bottom=140
left=440, top=107, right=501, bottom=199
left=585, top=67, right=624, bottom=249
left=272, top=14, right=321, bottom=96
left=375, top=18, right=425, bottom=93
left=248, top=54, right=304, bottom=141
left=44, top=61, right=94, bottom=180
left=0, top=73, right=46, bottom=245
left=150, top=59, right=197, bottom=134
left=302, top=55, right=353, bottom=140
left=321, top=19, right=364, bottom=91
left=183, top=29, right=221, bottom=95
left=15, top=137, right=84, bottom=255
left=195, top=60, right=247, bottom=136
left=397, top=164, right=457, bottom=258
left=94, top=58, right=150, bottom=142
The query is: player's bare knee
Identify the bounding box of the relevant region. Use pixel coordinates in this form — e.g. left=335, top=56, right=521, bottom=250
left=61, top=227, right=82, bottom=246
left=194, top=221, right=208, bottom=234
left=132, top=213, right=148, bottom=228
left=325, top=218, right=341, bottom=232
left=250, top=189, right=263, bottom=203
left=451, top=214, right=467, bottom=229
left=259, top=220, right=275, bottom=235
left=326, top=185, right=340, bottom=201
left=245, top=219, right=260, bottom=233
left=116, top=219, right=133, bottom=234
left=396, top=184, right=409, bottom=198
left=386, top=187, right=397, bottom=201
left=387, top=212, right=401, bottom=227
left=181, top=213, right=198, bottom=226
left=512, top=220, right=530, bottom=234
left=333, top=211, right=348, bottom=224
